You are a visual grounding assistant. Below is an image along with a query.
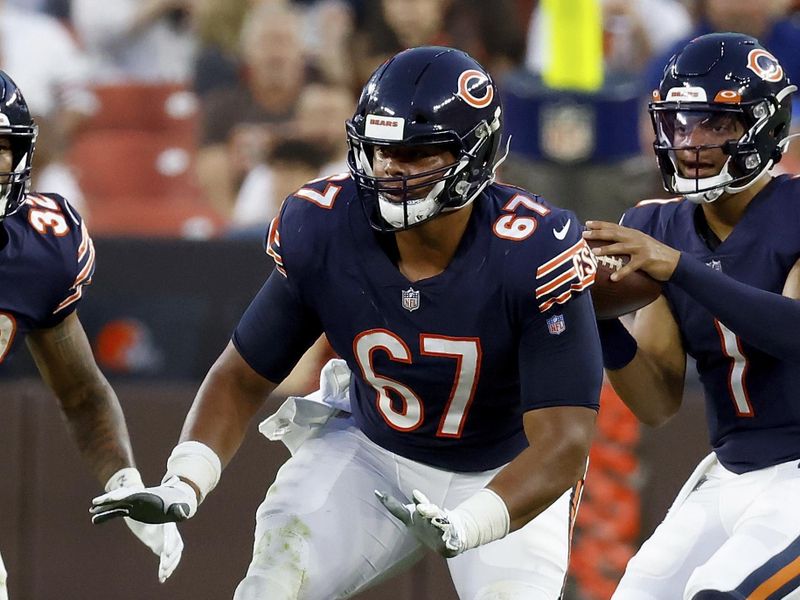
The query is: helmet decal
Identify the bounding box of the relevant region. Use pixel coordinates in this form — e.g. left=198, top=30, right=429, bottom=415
left=665, top=86, right=708, bottom=102
left=364, top=114, right=405, bottom=140
left=457, top=69, right=494, bottom=109
left=713, top=90, right=742, bottom=103
left=747, top=49, right=784, bottom=83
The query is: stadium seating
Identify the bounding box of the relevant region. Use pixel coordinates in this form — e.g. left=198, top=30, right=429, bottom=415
left=68, top=83, right=224, bottom=236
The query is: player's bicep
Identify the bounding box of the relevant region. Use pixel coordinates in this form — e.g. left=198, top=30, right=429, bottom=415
left=232, top=270, right=323, bottom=383
left=519, top=293, right=603, bottom=411
left=781, top=256, right=800, bottom=300
left=631, top=294, right=686, bottom=385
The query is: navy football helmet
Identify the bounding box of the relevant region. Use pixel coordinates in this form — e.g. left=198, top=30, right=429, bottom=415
left=649, top=33, right=796, bottom=203
left=347, top=46, right=503, bottom=231
left=0, top=70, right=36, bottom=220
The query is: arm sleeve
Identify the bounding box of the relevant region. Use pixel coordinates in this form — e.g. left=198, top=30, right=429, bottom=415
left=670, top=253, right=800, bottom=361
left=518, top=292, right=603, bottom=412
left=232, top=269, right=324, bottom=382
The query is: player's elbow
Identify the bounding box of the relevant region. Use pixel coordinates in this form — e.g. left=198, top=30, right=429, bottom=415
left=548, top=417, right=595, bottom=487
left=628, top=392, right=681, bottom=428
left=561, top=431, right=593, bottom=484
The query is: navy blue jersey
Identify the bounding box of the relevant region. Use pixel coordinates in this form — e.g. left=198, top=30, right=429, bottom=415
left=235, top=175, right=602, bottom=472
left=622, top=174, right=800, bottom=472
left=0, top=193, right=94, bottom=364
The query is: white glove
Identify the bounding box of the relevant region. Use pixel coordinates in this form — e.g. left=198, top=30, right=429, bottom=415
left=92, top=474, right=198, bottom=524
left=123, top=518, right=184, bottom=583
left=376, top=487, right=510, bottom=558
left=91, top=469, right=193, bottom=582
left=375, top=489, right=468, bottom=558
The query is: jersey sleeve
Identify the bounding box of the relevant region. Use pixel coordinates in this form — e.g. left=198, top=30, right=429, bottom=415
left=507, top=207, right=602, bottom=411
left=532, top=211, right=596, bottom=313
left=518, top=290, right=603, bottom=412
left=232, top=269, right=323, bottom=382
left=37, top=194, right=96, bottom=328
left=234, top=190, right=328, bottom=381
left=52, top=218, right=95, bottom=315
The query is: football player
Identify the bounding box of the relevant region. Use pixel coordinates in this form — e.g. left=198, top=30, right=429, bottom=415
left=91, top=47, right=603, bottom=599
left=0, top=70, right=182, bottom=596
left=583, top=33, right=800, bottom=598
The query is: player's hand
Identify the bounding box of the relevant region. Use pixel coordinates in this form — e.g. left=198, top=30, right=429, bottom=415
left=375, top=489, right=467, bottom=558
left=123, top=518, right=184, bottom=582
left=91, top=475, right=198, bottom=525
left=583, top=220, right=681, bottom=282
left=93, top=469, right=189, bottom=582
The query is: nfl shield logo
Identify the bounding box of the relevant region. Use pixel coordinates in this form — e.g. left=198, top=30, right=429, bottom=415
left=546, top=314, right=566, bottom=335
left=402, top=287, right=420, bottom=312
left=540, top=103, right=595, bottom=163
left=706, top=259, right=722, bottom=272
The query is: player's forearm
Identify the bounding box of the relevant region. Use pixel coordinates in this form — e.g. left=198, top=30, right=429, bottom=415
left=489, top=406, right=595, bottom=531
left=598, top=318, right=684, bottom=426
left=179, top=354, right=275, bottom=468
left=606, top=351, right=684, bottom=427
left=58, top=378, right=135, bottom=484
left=671, top=254, right=800, bottom=361
left=490, top=444, right=588, bottom=531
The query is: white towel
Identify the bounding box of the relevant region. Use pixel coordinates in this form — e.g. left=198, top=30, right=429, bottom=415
left=259, top=359, right=351, bottom=454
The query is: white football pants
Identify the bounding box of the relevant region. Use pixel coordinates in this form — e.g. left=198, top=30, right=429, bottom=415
left=613, top=453, right=800, bottom=599
left=233, top=416, right=576, bottom=600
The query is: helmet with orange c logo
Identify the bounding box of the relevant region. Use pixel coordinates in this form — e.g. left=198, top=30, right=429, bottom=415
left=649, top=33, right=796, bottom=203
left=346, top=46, right=503, bottom=231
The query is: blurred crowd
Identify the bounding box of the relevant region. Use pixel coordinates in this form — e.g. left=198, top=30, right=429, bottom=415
left=6, top=0, right=800, bottom=236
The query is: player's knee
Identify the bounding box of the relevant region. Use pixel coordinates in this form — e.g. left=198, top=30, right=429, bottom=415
left=234, top=574, right=298, bottom=600
left=239, top=515, right=313, bottom=599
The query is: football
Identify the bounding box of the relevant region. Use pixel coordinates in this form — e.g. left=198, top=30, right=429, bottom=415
left=586, top=239, right=662, bottom=319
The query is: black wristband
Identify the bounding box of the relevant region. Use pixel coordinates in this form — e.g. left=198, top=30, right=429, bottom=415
left=597, top=318, right=638, bottom=370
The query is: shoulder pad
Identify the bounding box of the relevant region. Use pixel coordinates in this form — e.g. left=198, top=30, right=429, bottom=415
left=266, top=174, right=355, bottom=277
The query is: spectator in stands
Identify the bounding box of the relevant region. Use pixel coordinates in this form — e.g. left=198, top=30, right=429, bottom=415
left=230, top=137, right=329, bottom=232
left=302, top=0, right=357, bottom=88
left=0, top=0, right=95, bottom=215
left=190, top=0, right=249, bottom=100
left=71, top=0, right=198, bottom=84
left=230, top=82, right=353, bottom=231
left=352, top=0, right=525, bottom=86
left=292, top=82, right=355, bottom=174
left=196, top=2, right=306, bottom=217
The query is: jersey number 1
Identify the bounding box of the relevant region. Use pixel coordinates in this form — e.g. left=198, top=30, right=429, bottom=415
left=714, top=319, right=754, bottom=417
left=354, top=330, right=481, bottom=437
left=0, top=312, right=17, bottom=363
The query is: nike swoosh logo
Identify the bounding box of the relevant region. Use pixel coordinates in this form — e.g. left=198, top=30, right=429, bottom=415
left=553, top=219, right=571, bottom=240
